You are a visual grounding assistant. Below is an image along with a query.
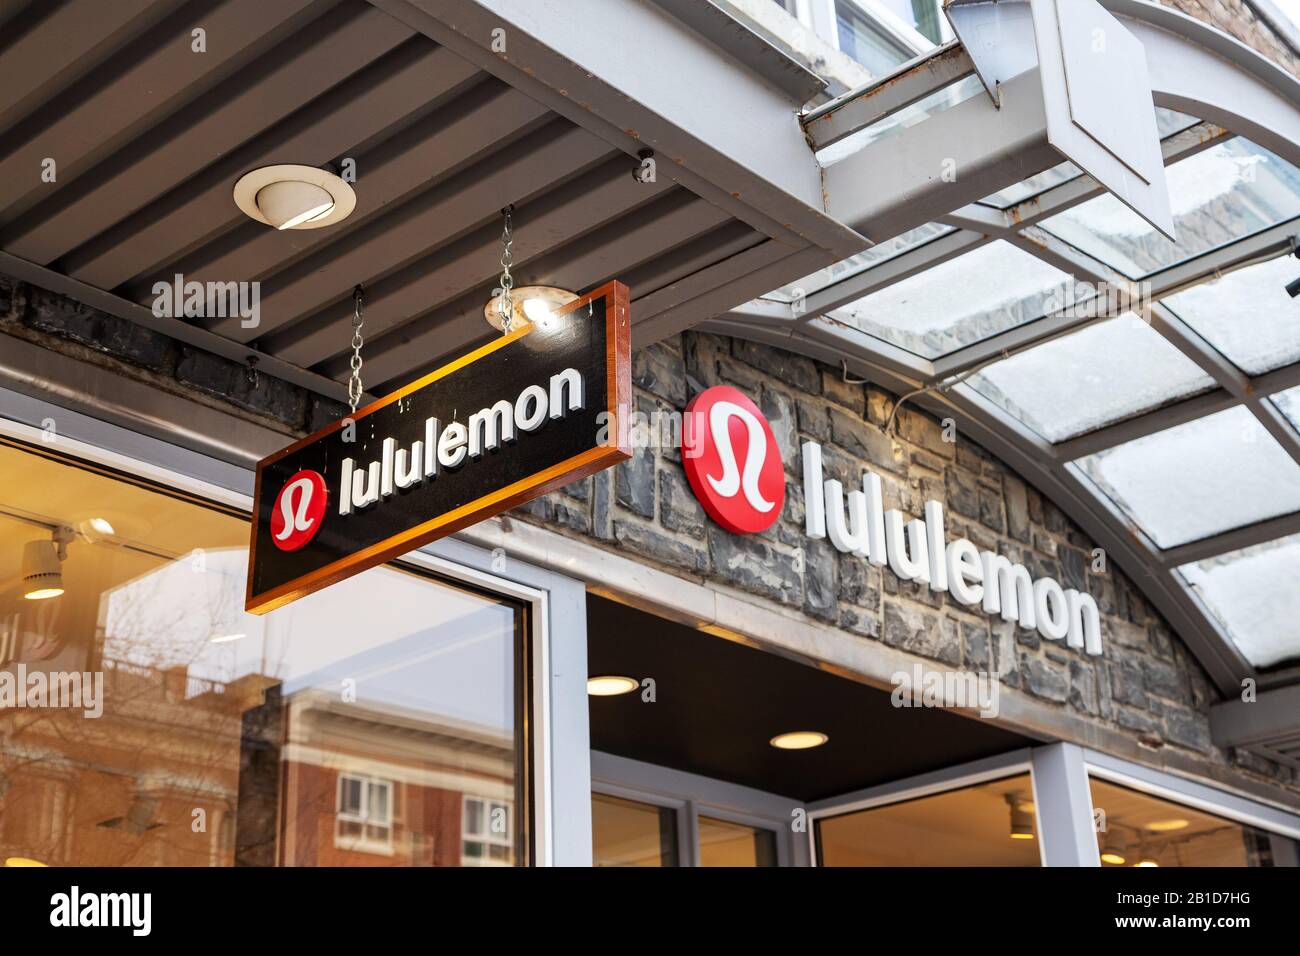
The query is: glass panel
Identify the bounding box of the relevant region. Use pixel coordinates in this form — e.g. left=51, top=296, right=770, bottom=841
left=1178, top=533, right=1300, bottom=669
left=834, top=0, right=912, bottom=76
left=0, top=438, right=525, bottom=867
left=818, top=75, right=985, bottom=165
left=1090, top=778, right=1284, bottom=866
left=1074, top=407, right=1300, bottom=549
left=1274, top=385, right=1300, bottom=430
left=769, top=222, right=955, bottom=300
left=591, top=793, right=679, bottom=867
left=1163, top=255, right=1300, bottom=375
left=1039, top=138, right=1300, bottom=277
left=835, top=240, right=1072, bottom=358
left=817, top=772, right=1040, bottom=866
left=698, top=816, right=778, bottom=867
left=969, top=313, right=1216, bottom=442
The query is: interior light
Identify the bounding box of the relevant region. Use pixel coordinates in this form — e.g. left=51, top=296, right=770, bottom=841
left=1006, top=793, right=1035, bottom=839
left=88, top=517, right=115, bottom=536
left=484, top=285, right=578, bottom=332
left=22, top=539, right=64, bottom=601
left=769, top=731, right=828, bottom=750
left=209, top=633, right=246, bottom=644
left=1145, top=819, right=1190, bottom=832
left=5, top=857, right=46, bottom=867
left=1101, top=852, right=1126, bottom=865
left=587, top=675, right=638, bottom=696
left=233, top=165, right=355, bottom=231
left=1135, top=860, right=1160, bottom=867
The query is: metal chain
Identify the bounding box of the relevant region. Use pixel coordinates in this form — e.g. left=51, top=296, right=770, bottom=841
left=348, top=284, right=365, bottom=414
left=495, top=205, right=515, bottom=334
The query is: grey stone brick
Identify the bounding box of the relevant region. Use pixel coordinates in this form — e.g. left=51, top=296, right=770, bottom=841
left=882, top=602, right=960, bottom=665
left=614, top=519, right=707, bottom=572
left=732, top=338, right=821, bottom=394
left=802, top=538, right=838, bottom=622
left=659, top=466, right=706, bottom=538
left=1005, top=475, right=1031, bottom=544
left=761, top=383, right=799, bottom=471
left=1020, top=653, right=1069, bottom=702
left=632, top=340, right=687, bottom=406
left=796, top=397, right=831, bottom=442
left=615, top=445, right=655, bottom=519
left=708, top=525, right=802, bottom=606
left=821, top=366, right=865, bottom=414
left=830, top=407, right=903, bottom=473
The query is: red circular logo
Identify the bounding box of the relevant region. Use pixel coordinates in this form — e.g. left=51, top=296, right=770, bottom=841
left=270, top=470, right=329, bottom=551
left=681, top=386, right=785, bottom=534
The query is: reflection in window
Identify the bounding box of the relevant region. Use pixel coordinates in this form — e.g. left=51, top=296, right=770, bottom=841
left=1178, top=533, right=1300, bottom=669
left=698, top=816, right=778, bottom=867
left=835, top=0, right=912, bottom=76
left=592, top=793, right=679, bottom=867
left=1073, top=407, right=1300, bottom=549
left=969, top=313, right=1216, bottom=442
left=835, top=240, right=1072, bottom=358
left=1090, top=778, right=1288, bottom=866
left=771, top=223, right=954, bottom=300
left=462, top=796, right=513, bottom=866
left=1039, top=138, right=1300, bottom=278
left=817, top=773, right=1040, bottom=866
left=0, top=438, right=526, bottom=867
left=1164, top=255, right=1300, bottom=376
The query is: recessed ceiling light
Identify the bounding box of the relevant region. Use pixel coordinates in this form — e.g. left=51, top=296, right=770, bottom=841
left=5, top=857, right=46, bottom=867
left=769, top=731, right=828, bottom=750
left=484, top=285, right=578, bottom=332
left=1145, top=818, right=1190, bottom=832
left=233, top=164, right=356, bottom=231
left=1135, top=859, right=1160, bottom=867
left=587, top=675, right=638, bottom=696
left=1101, top=852, right=1126, bottom=865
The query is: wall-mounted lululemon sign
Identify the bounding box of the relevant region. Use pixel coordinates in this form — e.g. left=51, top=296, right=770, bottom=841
left=246, top=281, right=631, bottom=614
left=681, top=386, right=785, bottom=535
left=679, top=384, right=1104, bottom=655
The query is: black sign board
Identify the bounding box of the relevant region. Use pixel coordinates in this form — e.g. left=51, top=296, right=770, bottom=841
left=245, top=281, right=631, bottom=614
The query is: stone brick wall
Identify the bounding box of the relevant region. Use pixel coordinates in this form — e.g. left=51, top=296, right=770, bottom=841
left=1166, top=0, right=1299, bottom=76
left=511, top=331, right=1297, bottom=796
left=0, top=273, right=347, bottom=437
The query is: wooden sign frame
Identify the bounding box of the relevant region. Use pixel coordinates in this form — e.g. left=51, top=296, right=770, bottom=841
left=245, top=280, right=631, bottom=614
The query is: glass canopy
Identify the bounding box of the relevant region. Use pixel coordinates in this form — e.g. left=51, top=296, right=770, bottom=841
left=747, top=119, right=1300, bottom=674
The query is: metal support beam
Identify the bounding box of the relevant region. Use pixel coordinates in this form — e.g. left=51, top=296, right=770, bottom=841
left=1031, top=743, right=1102, bottom=866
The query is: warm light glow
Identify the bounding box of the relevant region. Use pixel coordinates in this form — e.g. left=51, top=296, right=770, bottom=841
left=88, top=517, right=115, bottom=535
left=769, top=731, right=828, bottom=750
left=209, top=633, right=246, bottom=644
left=1009, top=832, right=1035, bottom=840
left=522, top=297, right=554, bottom=324
left=587, top=675, right=638, bottom=696
left=1145, top=819, right=1190, bottom=832
left=5, top=857, right=46, bottom=867
left=1101, top=852, right=1126, bottom=865
left=1018, top=801, right=1036, bottom=813
left=23, top=586, right=64, bottom=601
left=1135, top=860, right=1160, bottom=867
left=276, top=200, right=334, bottom=231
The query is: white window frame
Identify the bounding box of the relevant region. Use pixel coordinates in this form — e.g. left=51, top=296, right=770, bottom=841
left=334, top=773, right=395, bottom=855
left=461, top=795, right=514, bottom=866
left=0, top=389, right=589, bottom=866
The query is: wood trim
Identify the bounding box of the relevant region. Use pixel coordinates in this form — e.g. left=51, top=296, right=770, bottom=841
left=246, top=281, right=631, bottom=614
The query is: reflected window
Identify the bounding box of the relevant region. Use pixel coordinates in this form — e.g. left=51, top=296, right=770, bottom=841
left=1073, top=407, right=1300, bottom=549
left=0, top=437, right=529, bottom=867
left=592, top=793, right=679, bottom=867
left=817, top=773, right=1040, bottom=866
left=1090, top=778, right=1287, bottom=866
left=835, top=0, right=912, bottom=76
left=969, top=313, right=1215, bottom=442
left=698, top=815, right=778, bottom=867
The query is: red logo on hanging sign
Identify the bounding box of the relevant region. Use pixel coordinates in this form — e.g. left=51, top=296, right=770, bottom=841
left=270, top=470, right=329, bottom=551
left=681, top=386, right=785, bottom=535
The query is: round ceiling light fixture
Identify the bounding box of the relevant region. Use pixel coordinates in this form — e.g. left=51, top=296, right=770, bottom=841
left=484, top=285, right=579, bottom=332
left=769, top=731, right=828, bottom=751
left=587, top=675, right=639, bottom=697
left=233, top=164, right=356, bottom=230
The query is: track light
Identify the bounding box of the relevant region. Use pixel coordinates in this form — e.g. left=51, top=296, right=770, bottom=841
left=1006, top=793, right=1035, bottom=839
left=21, top=535, right=67, bottom=601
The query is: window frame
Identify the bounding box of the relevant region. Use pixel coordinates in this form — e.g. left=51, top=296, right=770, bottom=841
left=0, top=404, right=565, bottom=866
left=334, top=773, right=396, bottom=855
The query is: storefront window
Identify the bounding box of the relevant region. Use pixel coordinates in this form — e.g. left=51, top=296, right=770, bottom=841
left=816, top=773, right=1041, bottom=866
left=698, top=815, right=778, bottom=867
left=0, top=438, right=529, bottom=867
left=1089, top=778, right=1287, bottom=867
left=591, top=792, right=678, bottom=866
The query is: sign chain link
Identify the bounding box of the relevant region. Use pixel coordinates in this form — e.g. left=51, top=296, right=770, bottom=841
left=348, top=284, right=365, bottom=414
left=495, top=205, right=515, bottom=334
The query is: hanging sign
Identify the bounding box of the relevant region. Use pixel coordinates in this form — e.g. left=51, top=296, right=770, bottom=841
left=245, top=281, right=631, bottom=614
